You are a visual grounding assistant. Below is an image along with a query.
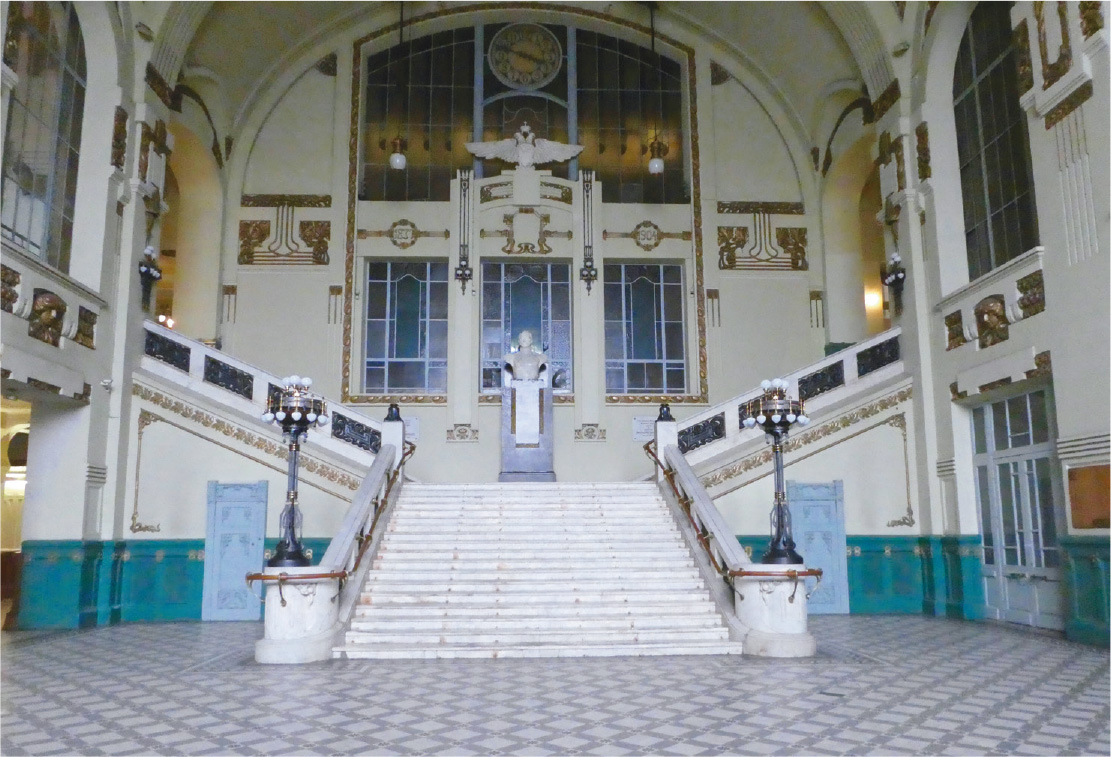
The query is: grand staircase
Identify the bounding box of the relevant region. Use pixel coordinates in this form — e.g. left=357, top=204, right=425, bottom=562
left=335, top=482, right=740, bottom=658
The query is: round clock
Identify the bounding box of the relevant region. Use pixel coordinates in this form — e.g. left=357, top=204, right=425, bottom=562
left=488, top=23, right=563, bottom=91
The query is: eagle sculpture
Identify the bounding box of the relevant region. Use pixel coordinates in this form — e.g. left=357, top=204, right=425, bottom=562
left=465, top=123, right=584, bottom=167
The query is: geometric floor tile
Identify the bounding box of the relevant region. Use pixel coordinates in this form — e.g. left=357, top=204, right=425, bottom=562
left=1, top=616, right=1107, bottom=756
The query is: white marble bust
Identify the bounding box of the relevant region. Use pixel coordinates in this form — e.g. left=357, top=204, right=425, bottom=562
left=503, top=330, right=549, bottom=382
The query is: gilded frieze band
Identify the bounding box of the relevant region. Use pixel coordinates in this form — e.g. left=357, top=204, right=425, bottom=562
left=132, top=383, right=362, bottom=492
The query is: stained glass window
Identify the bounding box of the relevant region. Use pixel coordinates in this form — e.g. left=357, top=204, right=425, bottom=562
left=481, top=262, right=572, bottom=392
left=603, top=263, right=685, bottom=394
left=364, top=261, right=449, bottom=393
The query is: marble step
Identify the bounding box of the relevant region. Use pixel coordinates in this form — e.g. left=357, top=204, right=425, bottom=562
left=376, top=543, right=689, bottom=558
left=342, top=626, right=730, bottom=646
left=358, top=589, right=712, bottom=606
left=336, top=640, right=742, bottom=659
left=385, top=523, right=678, bottom=534
left=349, top=614, right=725, bottom=633
left=372, top=556, right=694, bottom=570
left=361, top=568, right=704, bottom=584
left=353, top=601, right=718, bottom=619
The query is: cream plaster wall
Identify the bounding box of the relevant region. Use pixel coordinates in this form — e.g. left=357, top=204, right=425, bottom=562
left=132, top=420, right=350, bottom=541
left=711, top=78, right=801, bottom=203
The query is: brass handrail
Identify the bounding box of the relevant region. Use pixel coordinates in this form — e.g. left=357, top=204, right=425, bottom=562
left=729, top=567, right=824, bottom=603
left=245, top=570, right=348, bottom=607
left=644, top=440, right=730, bottom=578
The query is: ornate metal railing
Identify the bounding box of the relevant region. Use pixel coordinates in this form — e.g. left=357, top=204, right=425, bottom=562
left=140, top=320, right=384, bottom=460
left=676, top=326, right=903, bottom=462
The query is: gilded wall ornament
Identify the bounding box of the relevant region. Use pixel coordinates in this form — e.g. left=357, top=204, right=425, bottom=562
left=144, top=62, right=179, bottom=111
left=1035, top=1, right=1072, bottom=90
left=978, top=377, right=1013, bottom=393
left=1017, top=270, right=1046, bottom=318
left=447, top=424, right=480, bottom=442
left=74, top=306, right=97, bottom=350
left=28, top=290, right=66, bottom=347
left=949, top=382, right=968, bottom=401
left=138, top=120, right=170, bottom=183
left=26, top=377, right=61, bottom=394
left=717, top=201, right=804, bottom=215
left=241, top=194, right=332, bottom=208
left=915, top=122, right=931, bottom=180
left=974, top=295, right=1009, bottom=348
left=1, top=265, right=19, bottom=313
left=1080, top=1, right=1105, bottom=36
left=358, top=219, right=449, bottom=249
left=1044, top=80, right=1093, bottom=129
left=775, top=228, right=809, bottom=270
left=481, top=208, right=570, bottom=255
left=237, top=220, right=271, bottom=265
left=315, top=52, right=338, bottom=76
left=871, top=80, right=901, bottom=121
left=299, top=221, right=332, bottom=264
left=1014, top=20, right=1035, bottom=94
left=944, top=311, right=966, bottom=351
left=480, top=182, right=513, bottom=203
left=1025, top=350, right=1053, bottom=379
left=924, top=1, right=940, bottom=34
left=717, top=226, right=749, bottom=269
left=710, top=61, right=730, bottom=85
left=111, top=106, right=128, bottom=169
left=539, top=181, right=573, bottom=205
left=603, top=220, right=691, bottom=251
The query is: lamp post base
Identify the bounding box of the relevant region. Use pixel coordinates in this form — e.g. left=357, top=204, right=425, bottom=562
left=761, top=545, right=805, bottom=565
left=268, top=540, right=311, bottom=568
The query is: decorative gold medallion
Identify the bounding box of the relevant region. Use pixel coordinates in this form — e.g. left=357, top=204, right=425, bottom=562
left=488, top=24, right=563, bottom=90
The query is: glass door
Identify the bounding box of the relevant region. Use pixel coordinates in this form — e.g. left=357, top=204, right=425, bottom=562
left=972, top=388, right=1063, bottom=629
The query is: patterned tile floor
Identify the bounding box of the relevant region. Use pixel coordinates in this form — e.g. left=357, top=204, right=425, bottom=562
left=1, top=616, right=1107, bottom=756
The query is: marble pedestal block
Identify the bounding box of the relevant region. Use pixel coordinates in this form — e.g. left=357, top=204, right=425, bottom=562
left=734, top=564, right=818, bottom=657
left=500, top=381, right=555, bottom=482
left=255, top=566, right=340, bottom=664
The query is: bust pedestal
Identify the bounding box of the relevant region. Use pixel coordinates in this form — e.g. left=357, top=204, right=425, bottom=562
left=500, top=379, right=555, bottom=482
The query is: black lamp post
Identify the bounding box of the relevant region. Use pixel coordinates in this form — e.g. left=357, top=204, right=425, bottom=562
left=260, top=375, right=329, bottom=567
left=740, top=379, right=811, bottom=564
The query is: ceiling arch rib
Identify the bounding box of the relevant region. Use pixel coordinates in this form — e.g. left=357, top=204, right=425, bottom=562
left=150, top=1, right=213, bottom=88
left=820, top=2, right=897, bottom=102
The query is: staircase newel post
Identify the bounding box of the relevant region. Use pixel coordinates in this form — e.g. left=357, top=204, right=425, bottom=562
left=381, top=403, right=405, bottom=469
left=654, top=404, right=677, bottom=484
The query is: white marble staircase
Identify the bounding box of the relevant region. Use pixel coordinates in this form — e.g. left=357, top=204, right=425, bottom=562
left=335, top=482, right=741, bottom=659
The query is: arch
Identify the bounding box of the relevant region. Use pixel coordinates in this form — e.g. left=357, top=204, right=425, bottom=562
left=149, top=1, right=213, bottom=86
left=820, top=2, right=899, bottom=102
left=164, top=122, right=223, bottom=340
left=915, top=2, right=978, bottom=296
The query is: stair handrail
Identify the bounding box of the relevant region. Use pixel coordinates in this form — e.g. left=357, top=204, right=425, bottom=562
left=645, top=440, right=752, bottom=578
left=677, top=326, right=904, bottom=462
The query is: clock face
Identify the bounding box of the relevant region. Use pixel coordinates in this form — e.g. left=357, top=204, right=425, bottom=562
left=488, top=23, right=563, bottom=91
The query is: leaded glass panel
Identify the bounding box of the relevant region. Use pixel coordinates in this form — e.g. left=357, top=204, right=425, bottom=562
left=364, top=261, right=448, bottom=393
left=603, top=263, right=686, bottom=394
left=480, top=262, right=572, bottom=391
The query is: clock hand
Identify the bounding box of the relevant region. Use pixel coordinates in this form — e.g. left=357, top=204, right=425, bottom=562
left=510, top=48, right=550, bottom=66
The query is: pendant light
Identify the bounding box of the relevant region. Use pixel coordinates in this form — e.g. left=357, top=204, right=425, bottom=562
left=389, top=2, right=408, bottom=170
left=645, top=3, right=667, bottom=175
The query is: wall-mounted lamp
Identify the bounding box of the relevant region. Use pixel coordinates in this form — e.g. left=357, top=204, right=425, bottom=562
left=881, top=252, right=906, bottom=317
left=389, top=135, right=408, bottom=170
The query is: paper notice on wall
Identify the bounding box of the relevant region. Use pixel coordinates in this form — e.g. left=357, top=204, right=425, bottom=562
left=403, top=416, right=420, bottom=442
left=632, top=416, right=656, bottom=442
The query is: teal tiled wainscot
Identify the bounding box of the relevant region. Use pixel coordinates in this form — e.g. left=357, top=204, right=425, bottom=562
left=18, top=538, right=332, bottom=629
left=736, top=535, right=984, bottom=618
left=1060, top=536, right=1110, bottom=646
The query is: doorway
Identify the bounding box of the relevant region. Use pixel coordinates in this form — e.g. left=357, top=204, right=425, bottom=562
left=972, top=388, right=1064, bottom=629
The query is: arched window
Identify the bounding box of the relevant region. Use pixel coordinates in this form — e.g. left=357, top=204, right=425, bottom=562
left=2, top=1, right=86, bottom=273
left=952, top=1, right=1039, bottom=280
left=360, top=22, right=686, bottom=204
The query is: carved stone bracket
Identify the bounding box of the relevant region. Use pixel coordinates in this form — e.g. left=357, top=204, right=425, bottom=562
left=915, top=122, right=931, bottom=180
left=28, top=290, right=66, bottom=347
left=1016, top=270, right=1046, bottom=318
left=1015, top=19, right=1035, bottom=94
left=871, top=80, right=901, bottom=121
left=1025, top=350, right=1052, bottom=379
left=138, top=120, right=171, bottom=184
left=574, top=424, right=607, bottom=442
left=447, top=424, right=480, bottom=442
left=944, top=311, right=966, bottom=351
left=1080, top=1, right=1105, bottom=37
left=74, top=307, right=97, bottom=349
left=358, top=219, right=449, bottom=249
left=603, top=220, right=690, bottom=251
left=1, top=265, right=20, bottom=314
left=974, top=295, right=1009, bottom=349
